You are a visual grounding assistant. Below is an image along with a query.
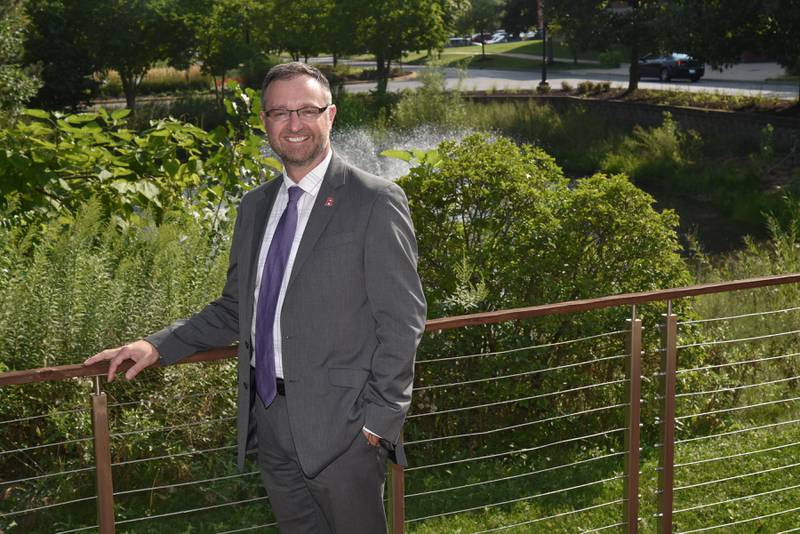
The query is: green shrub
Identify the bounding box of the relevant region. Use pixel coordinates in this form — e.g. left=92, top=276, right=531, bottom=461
left=598, top=50, right=624, bottom=68
left=397, top=133, right=691, bottom=456
left=392, top=67, right=468, bottom=129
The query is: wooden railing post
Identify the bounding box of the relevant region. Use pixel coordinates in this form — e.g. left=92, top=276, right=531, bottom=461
left=91, top=376, right=116, bottom=534
left=657, top=301, right=678, bottom=534
left=387, top=443, right=405, bottom=534
left=623, top=306, right=642, bottom=534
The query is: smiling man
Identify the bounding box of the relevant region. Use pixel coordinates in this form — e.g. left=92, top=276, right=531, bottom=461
left=85, top=62, right=427, bottom=533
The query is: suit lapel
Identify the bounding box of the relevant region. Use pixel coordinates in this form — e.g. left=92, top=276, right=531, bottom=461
left=243, top=178, right=281, bottom=318
left=286, top=155, right=347, bottom=291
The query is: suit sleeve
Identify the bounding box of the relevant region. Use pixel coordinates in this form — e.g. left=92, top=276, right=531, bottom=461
left=362, top=183, right=427, bottom=444
left=144, top=210, right=243, bottom=365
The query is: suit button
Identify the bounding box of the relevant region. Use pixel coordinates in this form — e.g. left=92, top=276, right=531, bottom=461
left=242, top=380, right=248, bottom=390
left=244, top=340, right=251, bottom=350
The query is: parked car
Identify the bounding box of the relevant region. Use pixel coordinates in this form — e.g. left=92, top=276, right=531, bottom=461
left=471, top=32, right=494, bottom=43
left=485, top=33, right=508, bottom=44
left=446, top=37, right=472, bottom=47
left=638, top=52, right=705, bottom=82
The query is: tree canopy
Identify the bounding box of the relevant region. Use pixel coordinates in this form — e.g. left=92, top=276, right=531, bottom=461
left=0, top=0, right=40, bottom=117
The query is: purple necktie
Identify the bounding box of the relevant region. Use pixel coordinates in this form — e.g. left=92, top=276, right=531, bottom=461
left=255, top=186, right=303, bottom=406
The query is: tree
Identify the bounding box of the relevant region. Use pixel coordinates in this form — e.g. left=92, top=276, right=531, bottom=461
left=397, top=133, right=689, bottom=319
left=759, top=0, right=800, bottom=102
left=271, top=0, right=333, bottom=62
left=501, top=0, right=538, bottom=36
left=24, top=0, right=99, bottom=110
left=0, top=0, right=40, bottom=116
left=354, top=0, right=447, bottom=94
left=193, top=0, right=270, bottom=106
left=459, top=0, right=504, bottom=59
left=548, top=0, right=603, bottom=64
left=324, top=0, right=365, bottom=67
left=88, top=0, right=194, bottom=108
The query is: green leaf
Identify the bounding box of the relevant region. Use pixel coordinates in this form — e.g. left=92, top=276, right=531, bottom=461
left=111, top=109, right=132, bottom=120
left=380, top=149, right=413, bottom=162
left=24, top=109, right=50, bottom=119
left=135, top=181, right=161, bottom=207
left=65, top=113, right=99, bottom=124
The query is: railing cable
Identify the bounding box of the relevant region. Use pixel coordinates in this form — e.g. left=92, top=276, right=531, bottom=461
left=677, top=328, right=800, bottom=349
left=676, top=395, right=800, bottom=421
left=674, top=460, right=800, bottom=491
left=676, top=504, right=800, bottom=533
left=677, top=350, right=800, bottom=375
left=405, top=451, right=626, bottom=498
left=676, top=374, right=800, bottom=398
left=675, top=417, right=800, bottom=445
left=674, top=481, right=800, bottom=514
left=406, top=475, right=623, bottom=524
left=416, top=330, right=627, bottom=364
left=115, top=471, right=260, bottom=497
left=468, top=500, right=624, bottom=533
left=407, top=428, right=625, bottom=471
left=408, top=378, right=627, bottom=419
left=406, top=403, right=627, bottom=445
left=678, top=305, right=800, bottom=325
left=675, top=440, right=800, bottom=468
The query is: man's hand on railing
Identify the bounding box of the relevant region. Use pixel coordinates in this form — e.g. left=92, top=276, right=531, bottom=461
left=83, top=339, right=161, bottom=383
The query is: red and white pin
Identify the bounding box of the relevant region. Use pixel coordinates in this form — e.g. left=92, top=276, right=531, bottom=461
left=324, top=197, right=335, bottom=207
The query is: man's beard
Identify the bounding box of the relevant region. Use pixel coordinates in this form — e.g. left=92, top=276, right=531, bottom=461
left=271, top=133, right=328, bottom=168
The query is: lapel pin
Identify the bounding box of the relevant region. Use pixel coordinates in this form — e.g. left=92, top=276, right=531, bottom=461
left=324, top=197, right=335, bottom=207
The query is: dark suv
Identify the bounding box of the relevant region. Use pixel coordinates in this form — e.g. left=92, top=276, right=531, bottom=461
left=637, top=53, right=704, bottom=82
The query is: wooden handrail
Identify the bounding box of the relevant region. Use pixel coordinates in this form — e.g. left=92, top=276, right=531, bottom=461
left=2, top=273, right=799, bottom=387
left=426, top=273, right=800, bottom=331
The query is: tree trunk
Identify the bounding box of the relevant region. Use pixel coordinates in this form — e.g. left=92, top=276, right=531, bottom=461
left=120, top=72, right=137, bottom=109
left=333, top=52, right=338, bottom=68
left=375, top=54, right=388, bottom=95
left=626, top=45, right=640, bottom=93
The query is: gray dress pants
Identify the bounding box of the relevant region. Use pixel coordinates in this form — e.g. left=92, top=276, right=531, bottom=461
left=253, top=394, right=388, bottom=533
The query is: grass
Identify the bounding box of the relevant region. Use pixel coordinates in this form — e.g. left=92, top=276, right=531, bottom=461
left=400, top=41, right=599, bottom=72
left=99, top=65, right=212, bottom=98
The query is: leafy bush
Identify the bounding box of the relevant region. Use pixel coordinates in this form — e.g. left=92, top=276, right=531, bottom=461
left=396, top=133, right=691, bottom=456
left=0, top=85, right=280, bottom=225
left=601, top=112, right=702, bottom=184
left=0, top=200, right=240, bottom=531
left=598, top=50, right=624, bottom=68
left=392, top=67, right=468, bottom=129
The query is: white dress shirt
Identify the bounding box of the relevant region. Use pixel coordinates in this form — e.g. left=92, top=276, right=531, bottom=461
left=250, top=150, right=332, bottom=376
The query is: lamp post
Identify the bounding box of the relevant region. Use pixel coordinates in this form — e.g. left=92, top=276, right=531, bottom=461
left=538, top=0, right=549, bottom=90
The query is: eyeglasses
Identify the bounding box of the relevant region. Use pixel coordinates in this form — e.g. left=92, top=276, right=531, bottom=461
left=263, top=105, right=331, bottom=122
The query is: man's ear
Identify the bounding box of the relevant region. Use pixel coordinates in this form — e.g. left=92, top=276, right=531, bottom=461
left=328, top=104, right=337, bottom=125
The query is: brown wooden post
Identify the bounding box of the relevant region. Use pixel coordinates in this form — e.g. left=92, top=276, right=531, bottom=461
left=388, top=463, right=405, bottom=534
left=91, top=376, right=116, bottom=534
left=623, top=306, right=642, bottom=534
left=387, top=440, right=405, bottom=534
left=657, top=302, right=677, bottom=534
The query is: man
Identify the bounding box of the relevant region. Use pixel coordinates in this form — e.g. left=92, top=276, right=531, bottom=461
left=84, top=62, right=427, bottom=533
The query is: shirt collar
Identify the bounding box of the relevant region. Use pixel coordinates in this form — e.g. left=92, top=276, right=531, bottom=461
left=281, top=149, right=333, bottom=194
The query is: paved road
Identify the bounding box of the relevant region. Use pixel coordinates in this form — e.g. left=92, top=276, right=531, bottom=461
left=338, top=59, right=798, bottom=100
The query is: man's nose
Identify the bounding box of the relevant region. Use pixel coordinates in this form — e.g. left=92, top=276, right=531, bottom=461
left=287, top=111, right=304, bottom=130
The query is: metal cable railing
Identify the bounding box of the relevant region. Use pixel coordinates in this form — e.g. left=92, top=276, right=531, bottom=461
left=665, top=299, right=800, bottom=533
left=4, top=274, right=800, bottom=533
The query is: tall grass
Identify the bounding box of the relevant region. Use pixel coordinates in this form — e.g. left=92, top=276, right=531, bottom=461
left=99, top=65, right=212, bottom=98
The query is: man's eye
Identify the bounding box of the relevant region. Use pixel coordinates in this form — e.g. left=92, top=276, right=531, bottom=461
left=272, top=110, right=289, bottom=119
left=298, top=108, right=319, bottom=118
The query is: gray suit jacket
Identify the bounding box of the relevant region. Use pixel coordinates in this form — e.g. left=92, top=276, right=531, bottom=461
left=146, top=154, right=427, bottom=477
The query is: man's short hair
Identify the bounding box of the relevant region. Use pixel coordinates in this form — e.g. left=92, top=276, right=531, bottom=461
left=261, top=62, right=332, bottom=108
